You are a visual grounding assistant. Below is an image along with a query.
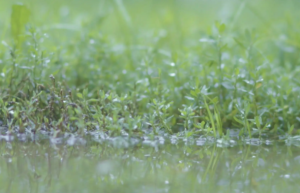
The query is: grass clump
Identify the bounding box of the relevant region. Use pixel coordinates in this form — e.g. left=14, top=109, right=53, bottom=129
left=1, top=0, right=300, bottom=140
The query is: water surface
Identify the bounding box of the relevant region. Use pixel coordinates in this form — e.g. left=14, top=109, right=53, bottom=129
left=0, top=137, right=299, bottom=193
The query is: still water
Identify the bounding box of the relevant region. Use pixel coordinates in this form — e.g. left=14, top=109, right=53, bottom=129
left=0, top=136, right=299, bottom=193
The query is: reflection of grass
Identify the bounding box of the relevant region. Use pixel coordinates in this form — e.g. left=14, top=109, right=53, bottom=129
left=1, top=142, right=300, bottom=193
left=0, top=0, right=300, bottom=140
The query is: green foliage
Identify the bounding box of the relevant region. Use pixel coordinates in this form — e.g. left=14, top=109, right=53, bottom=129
left=0, top=0, right=300, bottom=140
left=10, top=3, right=30, bottom=48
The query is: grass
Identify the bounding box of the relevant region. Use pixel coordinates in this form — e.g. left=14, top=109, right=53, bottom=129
left=1, top=0, right=300, bottom=141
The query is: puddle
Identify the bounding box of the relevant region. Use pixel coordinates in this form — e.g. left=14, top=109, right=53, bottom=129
left=0, top=138, right=300, bottom=193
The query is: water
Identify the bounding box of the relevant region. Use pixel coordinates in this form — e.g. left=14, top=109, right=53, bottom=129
left=0, top=138, right=299, bottom=193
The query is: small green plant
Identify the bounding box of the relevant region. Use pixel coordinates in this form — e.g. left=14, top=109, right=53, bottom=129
left=0, top=0, right=299, bottom=141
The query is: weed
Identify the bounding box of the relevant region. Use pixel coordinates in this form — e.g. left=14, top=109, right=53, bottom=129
left=0, top=0, right=300, bottom=140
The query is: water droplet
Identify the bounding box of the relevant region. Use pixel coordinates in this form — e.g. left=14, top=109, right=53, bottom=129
left=281, top=174, right=290, bottom=179
left=199, top=38, right=215, bottom=43
left=239, top=58, right=246, bottom=63
left=89, top=39, right=95, bottom=44
left=45, top=59, right=51, bottom=64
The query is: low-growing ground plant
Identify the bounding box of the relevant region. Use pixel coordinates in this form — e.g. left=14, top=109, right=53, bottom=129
left=1, top=0, right=300, bottom=142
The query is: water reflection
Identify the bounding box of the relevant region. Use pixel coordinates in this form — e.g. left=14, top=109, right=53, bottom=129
left=0, top=140, right=300, bottom=193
